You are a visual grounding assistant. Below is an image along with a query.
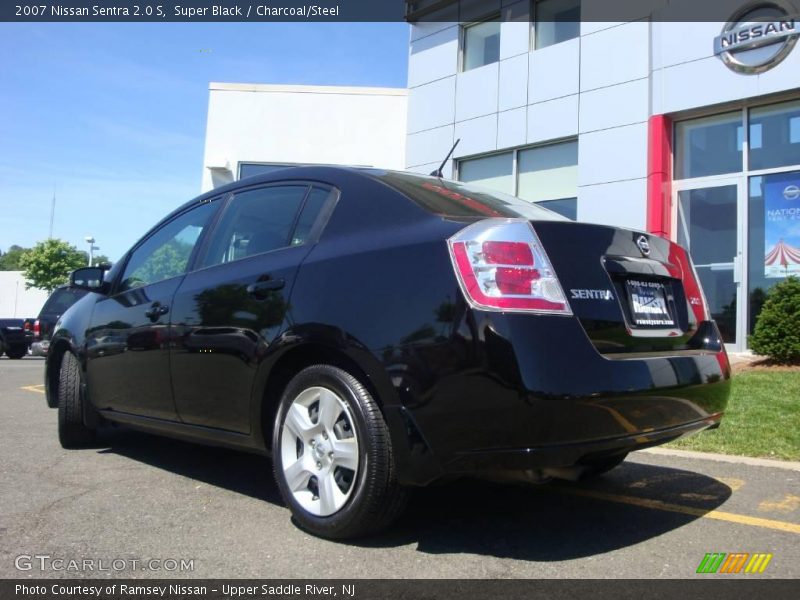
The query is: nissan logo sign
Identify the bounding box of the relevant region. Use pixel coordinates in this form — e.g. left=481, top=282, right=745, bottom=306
left=713, top=0, right=800, bottom=73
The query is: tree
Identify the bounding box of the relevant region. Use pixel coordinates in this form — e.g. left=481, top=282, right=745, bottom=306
left=77, top=250, right=111, bottom=267
left=0, top=245, right=29, bottom=270
left=749, top=276, right=800, bottom=364
left=20, top=239, right=87, bottom=293
left=126, top=240, right=192, bottom=287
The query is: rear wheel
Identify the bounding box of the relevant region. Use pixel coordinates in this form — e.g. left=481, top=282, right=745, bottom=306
left=57, top=352, right=96, bottom=448
left=581, top=453, right=628, bottom=480
left=5, top=345, right=27, bottom=359
left=272, top=364, right=407, bottom=539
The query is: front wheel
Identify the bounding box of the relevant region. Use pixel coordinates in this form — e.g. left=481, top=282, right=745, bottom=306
left=57, top=352, right=96, bottom=448
left=272, top=365, right=407, bottom=539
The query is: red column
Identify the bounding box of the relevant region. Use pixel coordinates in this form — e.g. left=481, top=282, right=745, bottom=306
left=646, top=114, right=673, bottom=238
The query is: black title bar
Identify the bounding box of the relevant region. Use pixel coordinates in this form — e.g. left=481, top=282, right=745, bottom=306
left=2, top=0, right=799, bottom=22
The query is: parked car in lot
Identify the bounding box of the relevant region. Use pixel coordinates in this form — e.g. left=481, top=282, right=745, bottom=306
left=0, top=318, right=29, bottom=359
left=45, top=167, right=731, bottom=539
left=29, top=285, right=88, bottom=356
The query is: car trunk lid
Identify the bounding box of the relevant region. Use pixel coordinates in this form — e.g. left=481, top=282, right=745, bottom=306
left=531, top=221, right=718, bottom=356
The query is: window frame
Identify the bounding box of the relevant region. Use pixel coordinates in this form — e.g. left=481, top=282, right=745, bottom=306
left=460, top=14, right=502, bottom=73
left=193, top=180, right=340, bottom=271
left=110, top=196, right=225, bottom=296
left=532, top=0, right=582, bottom=51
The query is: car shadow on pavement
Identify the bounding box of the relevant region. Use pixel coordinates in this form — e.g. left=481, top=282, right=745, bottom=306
left=96, top=428, right=732, bottom=562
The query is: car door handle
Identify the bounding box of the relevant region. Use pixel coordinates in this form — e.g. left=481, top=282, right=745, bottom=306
left=144, top=303, right=169, bottom=321
left=247, top=278, right=285, bottom=299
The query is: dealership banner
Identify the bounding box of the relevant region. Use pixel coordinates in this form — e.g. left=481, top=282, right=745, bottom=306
left=764, top=171, right=800, bottom=278
left=3, top=0, right=799, bottom=22
left=2, top=580, right=800, bottom=600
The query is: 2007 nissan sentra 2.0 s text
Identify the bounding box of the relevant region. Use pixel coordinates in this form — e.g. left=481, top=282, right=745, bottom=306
left=45, top=167, right=730, bottom=539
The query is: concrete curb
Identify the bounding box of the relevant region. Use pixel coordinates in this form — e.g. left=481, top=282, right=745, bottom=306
left=640, top=447, right=800, bottom=471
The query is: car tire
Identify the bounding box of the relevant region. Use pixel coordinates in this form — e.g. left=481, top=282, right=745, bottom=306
left=6, top=346, right=27, bottom=359
left=57, top=352, right=96, bottom=448
left=272, top=364, right=408, bottom=539
left=580, top=453, right=628, bottom=480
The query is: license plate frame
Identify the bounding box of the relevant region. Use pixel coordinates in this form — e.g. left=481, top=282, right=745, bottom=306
left=624, top=279, right=676, bottom=328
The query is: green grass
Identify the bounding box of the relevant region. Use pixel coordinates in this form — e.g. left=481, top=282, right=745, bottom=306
left=668, top=371, right=800, bottom=461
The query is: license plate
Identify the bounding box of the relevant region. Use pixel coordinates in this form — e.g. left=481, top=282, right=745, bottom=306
left=625, top=279, right=675, bottom=327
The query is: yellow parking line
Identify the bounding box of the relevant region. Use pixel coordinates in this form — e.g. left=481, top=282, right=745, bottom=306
left=551, top=486, right=800, bottom=535
left=20, top=384, right=45, bottom=394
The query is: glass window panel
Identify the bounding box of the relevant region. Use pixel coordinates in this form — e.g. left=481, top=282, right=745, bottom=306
left=677, top=185, right=738, bottom=344
left=291, top=187, right=330, bottom=246
left=458, top=152, right=514, bottom=195
left=538, top=198, right=577, bottom=220
left=239, top=163, right=297, bottom=179
left=517, top=141, right=578, bottom=203
left=749, top=100, right=800, bottom=171
left=674, top=112, right=743, bottom=179
left=535, top=0, right=580, bottom=49
left=201, top=186, right=308, bottom=268
left=121, top=202, right=218, bottom=291
left=463, top=20, right=500, bottom=71
left=747, top=170, right=800, bottom=333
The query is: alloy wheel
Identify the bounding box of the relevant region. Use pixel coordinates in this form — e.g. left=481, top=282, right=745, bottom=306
left=280, top=386, right=359, bottom=516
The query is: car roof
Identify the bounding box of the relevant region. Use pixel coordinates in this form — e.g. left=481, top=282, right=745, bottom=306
left=194, top=165, right=386, bottom=203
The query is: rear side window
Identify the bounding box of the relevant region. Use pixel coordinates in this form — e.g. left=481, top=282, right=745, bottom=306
left=375, top=171, right=568, bottom=221
left=200, top=185, right=309, bottom=268
left=291, top=187, right=330, bottom=246
left=40, top=288, right=86, bottom=315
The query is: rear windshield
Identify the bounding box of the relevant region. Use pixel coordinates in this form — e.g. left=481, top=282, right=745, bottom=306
left=372, top=171, right=569, bottom=221
left=40, top=287, right=87, bottom=315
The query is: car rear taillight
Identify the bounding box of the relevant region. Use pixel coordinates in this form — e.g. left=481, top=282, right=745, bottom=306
left=447, top=219, right=571, bottom=314
left=669, top=243, right=711, bottom=323
left=33, top=320, right=40, bottom=336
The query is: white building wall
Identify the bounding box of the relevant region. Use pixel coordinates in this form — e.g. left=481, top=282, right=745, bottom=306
left=405, top=2, right=800, bottom=230
left=202, top=84, right=408, bottom=192
left=0, top=272, right=49, bottom=318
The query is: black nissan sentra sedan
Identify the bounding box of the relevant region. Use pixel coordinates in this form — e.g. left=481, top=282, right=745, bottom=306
left=46, top=167, right=730, bottom=539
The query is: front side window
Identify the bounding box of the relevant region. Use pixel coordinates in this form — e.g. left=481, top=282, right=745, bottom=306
left=463, top=19, right=501, bottom=71
left=200, top=185, right=310, bottom=268
left=120, top=201, right=218, bottom=291
left=534, top=0, right=581, bottom=49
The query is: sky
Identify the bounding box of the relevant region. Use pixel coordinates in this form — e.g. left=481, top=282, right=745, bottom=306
left=0, top=22, right=409, bottom=261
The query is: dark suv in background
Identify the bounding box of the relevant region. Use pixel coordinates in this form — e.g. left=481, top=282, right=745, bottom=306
left=30, top=286, right=88, bottom=356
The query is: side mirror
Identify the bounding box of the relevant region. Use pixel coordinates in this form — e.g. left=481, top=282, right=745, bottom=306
left=70, top=266, right=108, bottom=292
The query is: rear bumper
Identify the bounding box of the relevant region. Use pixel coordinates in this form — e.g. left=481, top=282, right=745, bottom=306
left=385, top=313, right=731, bottom=486
left=30, top=340, right=50, bottom=357
left=447, top=413, right=721, bottom=474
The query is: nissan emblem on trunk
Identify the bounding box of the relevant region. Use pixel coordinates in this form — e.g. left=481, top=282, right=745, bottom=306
left=636, top=235, right=651, bottom=256
left=713, top=0, right=800, bottom=74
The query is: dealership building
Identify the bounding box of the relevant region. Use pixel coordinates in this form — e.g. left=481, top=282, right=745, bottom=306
left=203, top=0, right=800, bottom=351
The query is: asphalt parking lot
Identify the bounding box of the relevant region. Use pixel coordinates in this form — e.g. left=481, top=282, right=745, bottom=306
left=1, top=357, right=799, bottom=579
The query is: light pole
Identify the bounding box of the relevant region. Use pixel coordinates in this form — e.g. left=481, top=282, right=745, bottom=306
left=85, top=236, right=99, bottom=266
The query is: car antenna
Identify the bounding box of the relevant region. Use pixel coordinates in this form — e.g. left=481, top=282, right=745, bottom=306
left=430, top=138, right=460, bottom=178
